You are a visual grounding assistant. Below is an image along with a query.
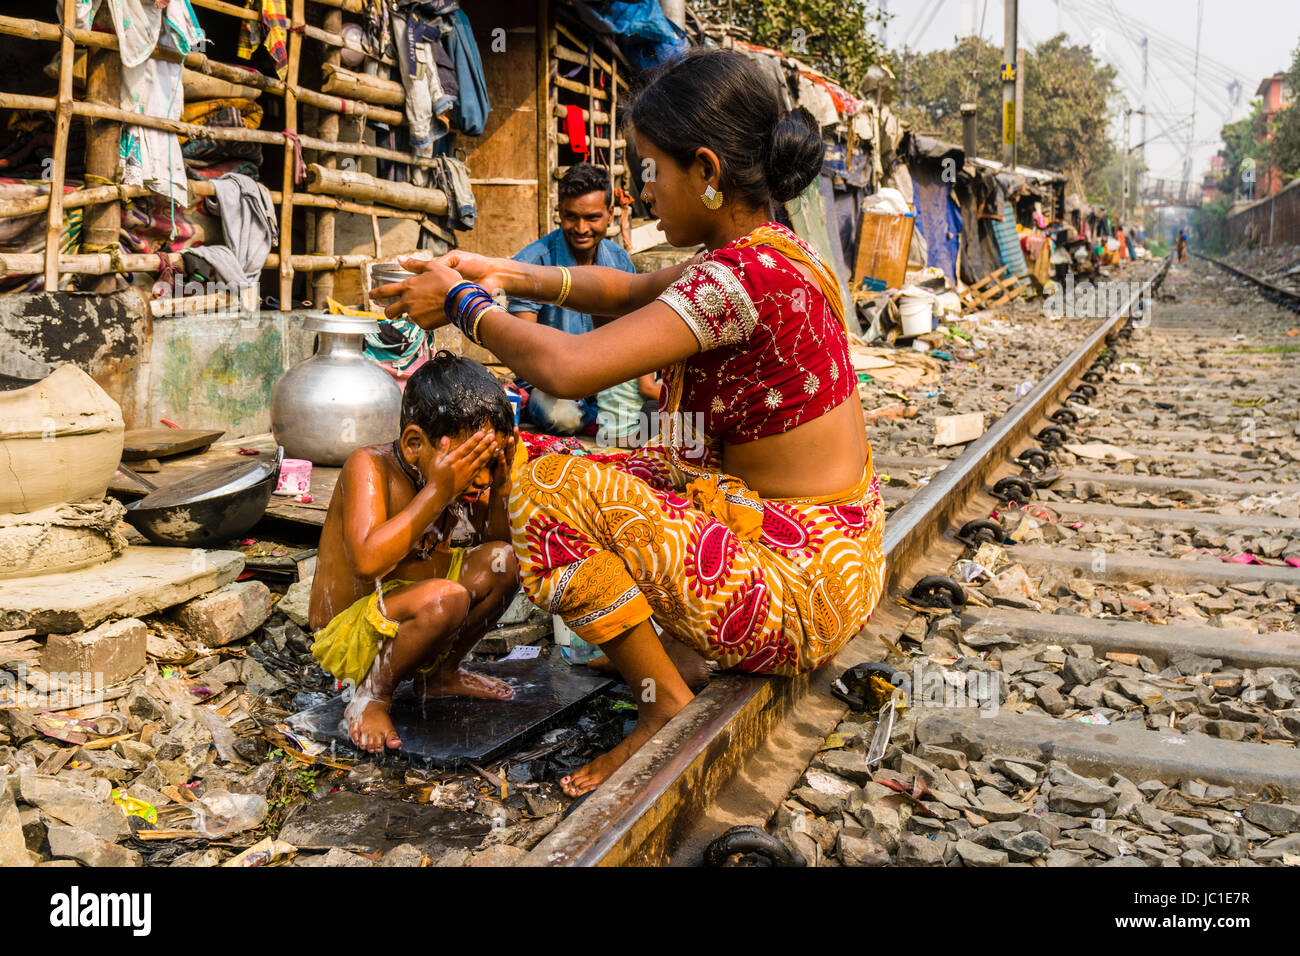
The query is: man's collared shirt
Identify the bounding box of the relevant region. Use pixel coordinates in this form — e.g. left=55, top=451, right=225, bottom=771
left=506, top=228, right=636, bottom=335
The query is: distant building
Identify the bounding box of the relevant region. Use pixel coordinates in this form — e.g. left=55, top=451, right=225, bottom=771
left=1203, top=153, right=1224, bottom=204
left=1257, top=74, right=1293, bottom=196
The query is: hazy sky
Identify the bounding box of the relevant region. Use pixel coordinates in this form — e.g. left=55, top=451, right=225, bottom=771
left=879, top=0, right=1300, bottom=183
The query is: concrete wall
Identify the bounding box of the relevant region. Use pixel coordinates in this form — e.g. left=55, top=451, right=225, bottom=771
left=0, top=291, right=314, bottom=438
left=1225, top=177, right=1300, bottom=248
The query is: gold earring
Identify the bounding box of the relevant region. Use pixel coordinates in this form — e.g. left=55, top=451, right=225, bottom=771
left=701, top=184, right=723, bottom=210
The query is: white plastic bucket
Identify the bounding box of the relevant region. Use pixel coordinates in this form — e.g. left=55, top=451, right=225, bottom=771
left=898, top=290, right=935, bottom=337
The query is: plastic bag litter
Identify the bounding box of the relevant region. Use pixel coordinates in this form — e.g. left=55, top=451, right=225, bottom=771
left=191, top=789, right=268, bottom=838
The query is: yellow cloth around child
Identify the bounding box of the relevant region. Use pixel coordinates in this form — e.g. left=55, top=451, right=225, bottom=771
left=310, top=548, right=466, bottom=687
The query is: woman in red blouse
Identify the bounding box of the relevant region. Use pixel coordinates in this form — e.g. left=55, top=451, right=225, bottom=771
left=375, top=48, right=885, bottom=797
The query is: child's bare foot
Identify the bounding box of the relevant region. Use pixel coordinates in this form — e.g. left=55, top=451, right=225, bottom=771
left=560, top=692, right=691, bottom=797
left=346, top=698, right=402, bottom=754
left=416, top=667, right=514, bottom=700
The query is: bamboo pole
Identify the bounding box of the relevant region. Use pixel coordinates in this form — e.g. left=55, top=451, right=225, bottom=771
left=0, top=92, right=282, bottom=144
left=536, top=0, right=550, bottom=236
left=190, top=0, right=257, bottom=19
left=306, top=163, right=448, bottom=215
left=554, top=21, right=633, bottom=73
left=610, top=54, right=618, bottom=215
left=42, top=0, right=77, bottom=292
left=294, top=85, right=403, bottom=126
left=1, top=97, right=427, bottom=172
left=0, top=179, right=445, bottom=225
left=545, top=25, right=559, bottom=230
left=587, top=47, right=596, bottom=162
left=309, top=0, right=364, bottom=12
left=553, top=165, right=624, bottom=178
left=301, top=23, right=396, bottom=68
left=552, top=103, right=610, bottom=124
left=557, top=133, right=624, bottom=149
left=552, top=42, right=629, bottom=83
left=313, top=6, right=343, bottom=304
left=278, top=0, right=305, bottom=310
left=0, top=16, right=280, bottom=95
left=552, top=74, right=607, bottom=100
left=321, top=63, right=405, bottom=107
left=0, top=252, right=387, bottom=276
left=80, top=18, right=120, bottom=294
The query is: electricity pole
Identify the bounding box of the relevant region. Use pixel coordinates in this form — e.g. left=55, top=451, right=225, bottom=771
left=1121, top=107, right=1131, bottom=223
left=1002, top=0, right=1018, bottom=168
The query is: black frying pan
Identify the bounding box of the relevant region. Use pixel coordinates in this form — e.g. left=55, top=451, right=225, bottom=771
left=120, top=448, right=283, bottom=547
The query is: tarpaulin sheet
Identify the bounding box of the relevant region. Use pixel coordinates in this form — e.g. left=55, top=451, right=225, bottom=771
left=993, top=200, right=1029, bottom=278
left=911, top=164, right=962, bottom=285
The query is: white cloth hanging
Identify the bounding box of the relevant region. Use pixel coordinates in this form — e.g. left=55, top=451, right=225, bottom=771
left=78, top=0, right=204, bottom=204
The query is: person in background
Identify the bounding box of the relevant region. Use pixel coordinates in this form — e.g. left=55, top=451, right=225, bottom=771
left=1177, top=229, right=1188, bottom=262
left=507, top=163, right=639, bottom=435
left=1114, top=224, right=1128, bottom=263
left=596, top=372, right=662, bottom=447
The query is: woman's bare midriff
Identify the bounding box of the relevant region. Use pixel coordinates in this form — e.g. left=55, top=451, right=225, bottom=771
left=722, top=394, right=868, bottom=499
left=706, top=248, right=868, bottom=500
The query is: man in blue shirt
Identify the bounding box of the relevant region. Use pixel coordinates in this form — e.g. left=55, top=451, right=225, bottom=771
left=507, top=163, right=639, bottom=436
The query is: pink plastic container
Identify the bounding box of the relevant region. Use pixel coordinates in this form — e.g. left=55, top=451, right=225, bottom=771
left=274, top=458, right=312, bottom=496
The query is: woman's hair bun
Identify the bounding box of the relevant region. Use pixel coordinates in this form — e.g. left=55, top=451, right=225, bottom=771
left=765, top=107, right=823, bottom=203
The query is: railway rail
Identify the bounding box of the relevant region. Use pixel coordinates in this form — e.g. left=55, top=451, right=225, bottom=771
left=525, top=251, right=1300, bottom=866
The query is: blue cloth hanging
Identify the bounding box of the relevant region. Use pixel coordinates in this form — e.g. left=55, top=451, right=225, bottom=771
left=448, top=8, right=490, bottom=136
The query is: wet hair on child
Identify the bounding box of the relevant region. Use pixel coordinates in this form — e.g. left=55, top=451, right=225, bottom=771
left=400, top=350, right=514, bottom=441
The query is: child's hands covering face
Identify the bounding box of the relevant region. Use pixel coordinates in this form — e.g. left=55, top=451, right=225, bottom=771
left=427, top=429, right=496, bottom=499
left=491, top=429, right=520, bottom=498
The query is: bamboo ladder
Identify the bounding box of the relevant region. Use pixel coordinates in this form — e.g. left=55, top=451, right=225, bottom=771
left=0, top=0, right=450, bottom=306
left=545, top=18, right=631, bottom=234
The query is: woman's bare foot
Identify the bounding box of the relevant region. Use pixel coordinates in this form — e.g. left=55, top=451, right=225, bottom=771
left=416, top=667, right=514, bottom=700
left=561, top=690, right=692, bottom=797
left=661, top=635, right=710, bottom=691
left=346, top=697, right=402, bottom=753
left=585, top=634, right=709, bottom=691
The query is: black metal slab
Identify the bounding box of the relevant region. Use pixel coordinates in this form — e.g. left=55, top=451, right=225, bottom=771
left=278, top=791, right=492, bottom=856
left=287, top=654, right=613, bottom=765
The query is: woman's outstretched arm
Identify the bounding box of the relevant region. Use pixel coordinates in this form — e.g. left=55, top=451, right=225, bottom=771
left=378, top=260, right=701, bottom=398
left=390, top=250, right=694, bottom=318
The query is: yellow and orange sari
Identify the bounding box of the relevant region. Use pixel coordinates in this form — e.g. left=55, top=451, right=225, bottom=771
left=506, top=225, right=885, bottom=676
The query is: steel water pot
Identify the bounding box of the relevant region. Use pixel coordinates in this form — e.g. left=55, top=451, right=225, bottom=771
left=270, top=313, right=402, bottom=466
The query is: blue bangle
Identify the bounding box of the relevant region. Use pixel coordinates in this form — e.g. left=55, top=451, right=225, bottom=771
left=454, top=288, right=492, bottom=322
left=445, top=281, right=483, bottom=330
left=456, top=293, right=494, bottom=336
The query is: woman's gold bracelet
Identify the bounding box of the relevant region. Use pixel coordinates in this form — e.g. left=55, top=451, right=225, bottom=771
left=469, top=302, right=500, bottom=346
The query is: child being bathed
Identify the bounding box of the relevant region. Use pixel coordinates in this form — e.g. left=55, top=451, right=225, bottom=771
left=308, top=351, right=521, bottom=753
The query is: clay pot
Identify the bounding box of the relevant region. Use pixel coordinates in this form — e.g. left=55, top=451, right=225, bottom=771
left=0, top=365, right=124, bottom=514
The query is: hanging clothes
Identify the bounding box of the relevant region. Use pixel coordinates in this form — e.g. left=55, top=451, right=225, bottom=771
left=564, top=105, right=589, bottom=159
left=186, top=172, right=278, bottom=288
left=446, top=7, right=489, bottom=136
left=391, top=8, right=454, bottom=153
left=78, top=0, right=202, bottom=206
left=432, top=156, right=475, bottom=230
left=237, top=0, right=291, bottom=79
